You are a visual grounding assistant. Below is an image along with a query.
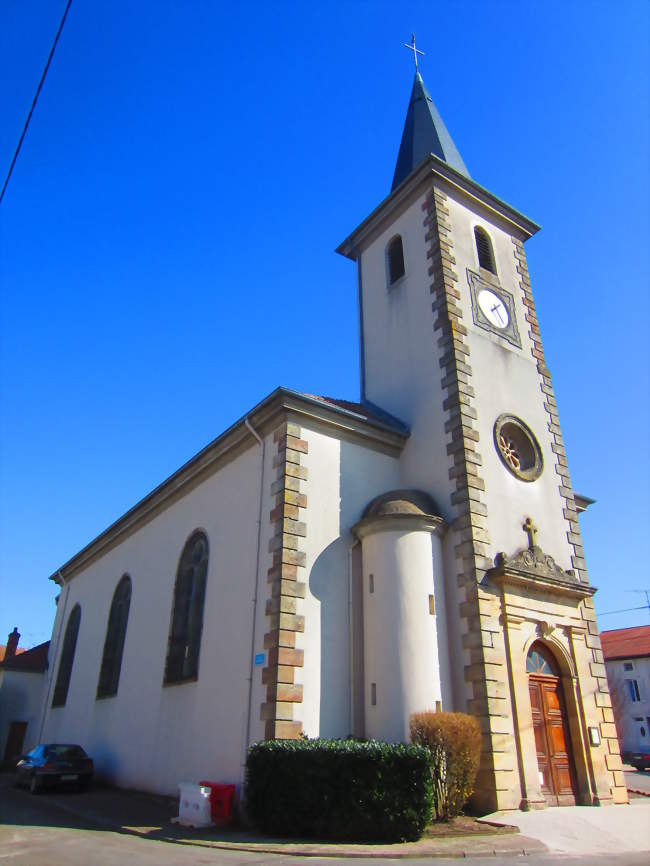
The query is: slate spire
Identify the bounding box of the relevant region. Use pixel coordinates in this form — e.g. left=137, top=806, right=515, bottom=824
left=392, top=71, right=469, bottom=191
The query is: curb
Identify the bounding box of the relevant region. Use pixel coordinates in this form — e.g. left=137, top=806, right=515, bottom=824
left=132, top=833, right=548, bottom=859
left=628, top=788, right=650, bottom=798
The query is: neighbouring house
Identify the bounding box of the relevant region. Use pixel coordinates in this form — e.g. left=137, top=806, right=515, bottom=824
left=34, top=66, right=625, bottom=811
left=0, top=628, right=49, bottom=765
left=601, top=626, right=650, bottom=759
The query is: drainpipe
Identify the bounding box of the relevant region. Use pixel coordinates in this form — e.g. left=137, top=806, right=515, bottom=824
left=37, top=572, right=69, bottom=743
left=242, top=416, right=265, bottom=776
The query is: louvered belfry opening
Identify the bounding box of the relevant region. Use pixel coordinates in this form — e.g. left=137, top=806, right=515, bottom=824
left=474, top=226, right=496, bottom=274
left=387, top=235, right=405, bottom=284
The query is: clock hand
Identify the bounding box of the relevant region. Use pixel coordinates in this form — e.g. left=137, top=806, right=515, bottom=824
left=491, top=302, right=505, bottom=325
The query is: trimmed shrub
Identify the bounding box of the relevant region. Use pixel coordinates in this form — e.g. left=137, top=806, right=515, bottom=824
left=245, top=738, right=434, bottom=842
left=410, top=711, right=482, bottom=820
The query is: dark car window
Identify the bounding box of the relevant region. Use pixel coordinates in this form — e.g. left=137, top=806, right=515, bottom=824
left=43, top=745, right=87, bottom=759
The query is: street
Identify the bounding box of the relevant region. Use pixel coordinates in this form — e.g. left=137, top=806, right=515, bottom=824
left=0, top=774, right=649, bottom=865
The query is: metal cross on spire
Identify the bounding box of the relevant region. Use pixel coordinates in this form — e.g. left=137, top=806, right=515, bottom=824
left=404, top=33, right=425, bottom=70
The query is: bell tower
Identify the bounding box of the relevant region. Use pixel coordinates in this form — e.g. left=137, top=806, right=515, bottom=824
left=337, top=61, right=625, bottom=812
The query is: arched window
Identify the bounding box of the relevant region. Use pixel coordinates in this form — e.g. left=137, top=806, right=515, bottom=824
left=52, top=604, right=81, bottom=707
left=386, top=235, right=405, bottom=285
left=526, top=641, right=559, bottom=676
left=474, top=226, right=496, bottom=274
left=164, top=531, right=209, bottom=683
left=97, top=575, right=132, bottom=699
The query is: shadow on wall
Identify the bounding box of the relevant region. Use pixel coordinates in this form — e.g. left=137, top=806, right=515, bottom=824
left=310, top=536, right=349, bottom=737
left=91, top=740, right=122, bottom=786
left=309, top=440, right=399, bottom=739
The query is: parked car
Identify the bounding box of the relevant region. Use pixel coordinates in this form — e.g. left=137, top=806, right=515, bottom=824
left=625, top=749, right=650, bottom=772
left=14, top=744, right=93, bottom=794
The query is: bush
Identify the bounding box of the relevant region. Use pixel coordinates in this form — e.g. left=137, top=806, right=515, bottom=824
left=245, top=738, right=433, bottom=842
left=410, top=711, right=482, bottom=820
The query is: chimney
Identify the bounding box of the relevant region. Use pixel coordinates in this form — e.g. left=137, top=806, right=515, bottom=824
left=6, top=627, right=20, bottom=659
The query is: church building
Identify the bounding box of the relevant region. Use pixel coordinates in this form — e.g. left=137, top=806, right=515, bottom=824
left=36, top=63, right=626, bottom=812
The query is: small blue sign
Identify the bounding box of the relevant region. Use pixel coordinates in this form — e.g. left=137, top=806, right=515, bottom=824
left=254, top=652, right=265, bottom=666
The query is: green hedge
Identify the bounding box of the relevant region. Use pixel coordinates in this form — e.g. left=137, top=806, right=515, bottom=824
left=245, top=738, right=434, bottom=842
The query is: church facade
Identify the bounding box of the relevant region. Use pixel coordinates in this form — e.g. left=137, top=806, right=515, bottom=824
left=37, top=70, right=626, bottom=812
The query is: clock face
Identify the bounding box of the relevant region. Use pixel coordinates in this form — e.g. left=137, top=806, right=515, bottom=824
left=478, top=289, right=509, bottom=329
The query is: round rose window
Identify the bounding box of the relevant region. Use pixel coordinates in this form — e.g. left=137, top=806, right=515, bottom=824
left=493, top=414, right=543, bottom=482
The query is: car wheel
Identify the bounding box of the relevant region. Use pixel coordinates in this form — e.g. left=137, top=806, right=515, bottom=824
left=29, top=774, right=40, bottom=795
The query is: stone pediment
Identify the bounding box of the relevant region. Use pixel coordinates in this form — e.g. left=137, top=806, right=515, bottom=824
left=488, top=517, right=596, bottom=600
left=494, top=545, right=576, bottom=583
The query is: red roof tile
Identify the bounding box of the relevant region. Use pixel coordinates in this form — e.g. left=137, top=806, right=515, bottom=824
left=601, top=626, right=650, bottom=661
left=0, top=641, right=49, bottom=673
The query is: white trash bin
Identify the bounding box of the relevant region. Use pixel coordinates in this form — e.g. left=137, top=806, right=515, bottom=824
left=172, top=782, right=214, bottom=828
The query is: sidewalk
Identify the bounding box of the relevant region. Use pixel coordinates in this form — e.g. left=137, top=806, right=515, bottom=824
left=16, top=780, right=546, bottom=859
left=9, top=774, right=650, bottom=859
left=483, top=798, right=650, bottom=856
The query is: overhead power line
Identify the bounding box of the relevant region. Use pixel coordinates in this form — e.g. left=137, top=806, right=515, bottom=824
left=598, top=605, right=648, bottom=617
left=0, top=0, right=73, bottom=206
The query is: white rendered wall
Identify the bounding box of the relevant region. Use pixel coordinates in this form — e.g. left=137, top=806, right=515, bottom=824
left=360, top=191, right=452, bottom=506
left=605, top=657, right=650, bottom=753
left=299, top=425, right=400, bottom=738
left=357, top=182, right=581, bottom=712
left=40, top=441, right=274, bottom=796
left=0, top=670, right=46, bottom=757
left=357, top=194, right=454, bottom=710
left=444, top=191, right=575, bottom=570
left=359, top=187, right=574, bottom=570
left=361, top=529, right=443, bottom=743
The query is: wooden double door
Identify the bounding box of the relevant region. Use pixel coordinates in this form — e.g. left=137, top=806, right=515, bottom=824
left=529, top=674, right=577, bottom=806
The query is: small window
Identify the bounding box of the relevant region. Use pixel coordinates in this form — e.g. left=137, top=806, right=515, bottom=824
left=623, top=662, right=633, bottom=671
left=164, top=530, right=209, bottom=684
left=625, top=679, right=641, bottom=702
left=526, top=641, right=559, bottom=676
left=474, top=226, right=496, bottom=274
left=386, top=235, right=405, bottom=285
left=97, top=575, right=132, bottom=699
left=52, top=604, right=81, bottom=707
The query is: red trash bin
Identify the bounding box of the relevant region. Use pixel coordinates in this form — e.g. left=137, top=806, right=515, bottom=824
left=199, top=781, right=236, bottom=825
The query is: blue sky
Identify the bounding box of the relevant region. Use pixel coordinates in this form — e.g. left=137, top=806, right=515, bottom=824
left=1, top=0, right=648, bottom=648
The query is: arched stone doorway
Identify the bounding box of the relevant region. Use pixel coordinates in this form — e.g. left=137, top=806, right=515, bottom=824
left=527, top=641, right=578, bottom=806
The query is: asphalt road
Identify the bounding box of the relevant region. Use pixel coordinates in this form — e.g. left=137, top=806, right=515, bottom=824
left=0, top=778, right=648, bottom=865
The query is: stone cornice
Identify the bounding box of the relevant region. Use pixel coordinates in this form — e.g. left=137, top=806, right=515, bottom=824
left=49, top=388, right=408, bottom=585
left=488, top=545, right=597, bottom=601
left=352, top=512, right=446, bottom=540
left=336, top=154, right=540, bottom=260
